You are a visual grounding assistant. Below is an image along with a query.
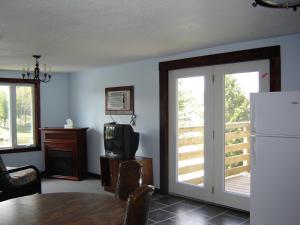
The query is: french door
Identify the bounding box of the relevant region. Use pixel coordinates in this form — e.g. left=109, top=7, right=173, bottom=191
left=169, top=66, right=214, bottom=202
left=168, top=60, right=269, bottom=211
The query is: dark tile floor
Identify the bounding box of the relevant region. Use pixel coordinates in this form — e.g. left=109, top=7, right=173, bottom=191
left=148, top=194, right=250, bottom=225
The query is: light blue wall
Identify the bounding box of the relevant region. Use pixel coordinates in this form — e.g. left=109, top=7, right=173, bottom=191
left=0, top=71, right=70, bottom=170
left=69, top=60, right=159, bottom=176
left=69, top=33, right=300, bottom=187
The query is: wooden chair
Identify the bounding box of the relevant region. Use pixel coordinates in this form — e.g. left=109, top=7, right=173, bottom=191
left=0, top=155, right=41, bottom=202
left=115, top=160, right=143, bottom=200
left=123, top=185, right=154, bottom=225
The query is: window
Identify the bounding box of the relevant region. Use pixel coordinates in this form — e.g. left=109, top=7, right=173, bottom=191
left=0, top=78, right=40, bottom=153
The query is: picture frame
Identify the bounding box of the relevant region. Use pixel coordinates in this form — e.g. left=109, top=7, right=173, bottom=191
left=105, top=86, right=134, bottom=115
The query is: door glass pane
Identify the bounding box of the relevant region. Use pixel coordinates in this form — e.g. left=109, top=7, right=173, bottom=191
left=16, top=86, right=34, bottom=146
left=0, top=86, right=11, bottom=148
left=224, top=72, right=259, bottom=196
left=177, top=77, right=205, bottom=186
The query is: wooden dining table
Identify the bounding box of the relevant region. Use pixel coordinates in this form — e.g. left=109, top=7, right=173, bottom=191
left=0, top=193, right=127, bottom=225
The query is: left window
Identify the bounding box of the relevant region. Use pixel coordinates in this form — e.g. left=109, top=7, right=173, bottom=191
left=0, top=78, right=40, bottom=153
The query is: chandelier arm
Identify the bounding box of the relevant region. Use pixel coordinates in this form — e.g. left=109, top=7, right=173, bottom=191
left=42, top=75, right=51, bottom=83
left=45, top=74, right=51, bottom=83
left=254, top=0, right=281, bottom=8
left=41, top=73, right=47, bottom=82
left=253, top=0, right=300, bottom=9
left=37, top=73, right=51, bottom=83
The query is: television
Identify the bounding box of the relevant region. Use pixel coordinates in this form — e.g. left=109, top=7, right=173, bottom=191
left=104, top=123, right=139, bottom=159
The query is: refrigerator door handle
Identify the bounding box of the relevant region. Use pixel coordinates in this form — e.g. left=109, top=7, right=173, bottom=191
left=251, top=136, right=256, bottom=166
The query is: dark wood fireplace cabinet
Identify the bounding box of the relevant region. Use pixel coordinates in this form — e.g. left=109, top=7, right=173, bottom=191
left=41, top=128, right=88, bottom=180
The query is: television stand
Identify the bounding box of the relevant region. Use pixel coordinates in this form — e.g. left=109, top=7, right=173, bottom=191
left=100, top=156, right=153, bottom=193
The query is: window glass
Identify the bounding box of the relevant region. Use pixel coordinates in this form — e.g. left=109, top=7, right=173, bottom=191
left=0, top=86, right=11, bottom=148
left=16, top=86, right=34, bottom=146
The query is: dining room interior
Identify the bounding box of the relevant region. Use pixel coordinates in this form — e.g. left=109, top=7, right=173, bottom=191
left=0, top=0, right=300, bottom=225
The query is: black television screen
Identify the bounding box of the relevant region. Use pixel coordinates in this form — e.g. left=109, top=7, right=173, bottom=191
left=104, top=123, right=139, bottom=159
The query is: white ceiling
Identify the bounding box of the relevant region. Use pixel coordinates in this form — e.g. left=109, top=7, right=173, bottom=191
left=0, top=0, right=299, bottom=72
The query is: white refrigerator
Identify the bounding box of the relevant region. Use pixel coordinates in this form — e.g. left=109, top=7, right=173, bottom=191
left=250, top=91, right=300, bottom=225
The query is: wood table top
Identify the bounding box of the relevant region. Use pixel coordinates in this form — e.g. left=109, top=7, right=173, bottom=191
left=0, top=193, right=126, bottom=225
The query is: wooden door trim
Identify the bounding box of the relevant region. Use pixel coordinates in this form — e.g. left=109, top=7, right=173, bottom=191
left=159, top=46, right=281, bottom=193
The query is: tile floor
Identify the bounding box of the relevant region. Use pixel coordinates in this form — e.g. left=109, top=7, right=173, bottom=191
left=148, top=194, right=250, bottom=225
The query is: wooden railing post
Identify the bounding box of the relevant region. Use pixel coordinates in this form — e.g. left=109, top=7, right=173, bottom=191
left=177, top=121, right=251, bottom=185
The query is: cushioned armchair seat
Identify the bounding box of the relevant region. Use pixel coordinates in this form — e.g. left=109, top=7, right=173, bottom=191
left=0, top=156, right=41, bottom=202
left=6, top=166, right=38, bottom=186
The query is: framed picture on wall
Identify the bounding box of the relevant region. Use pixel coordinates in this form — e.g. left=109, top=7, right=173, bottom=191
left=105, top=86, right=134, bottom=115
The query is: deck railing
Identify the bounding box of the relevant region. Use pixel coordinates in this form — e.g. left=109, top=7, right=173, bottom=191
left=178, top=121, right=250, bottom=185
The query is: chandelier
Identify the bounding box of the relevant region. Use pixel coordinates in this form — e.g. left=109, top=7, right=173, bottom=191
left=22, top=55, right=52, bottom=83
left=252, top=0, right=300, bottom=10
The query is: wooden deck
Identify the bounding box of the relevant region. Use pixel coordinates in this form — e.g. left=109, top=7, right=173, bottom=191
left=225, top=172, right=250, bottom=196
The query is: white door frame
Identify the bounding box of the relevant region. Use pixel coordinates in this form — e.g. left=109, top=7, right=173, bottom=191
left=168, top=60, right=270, bottom=211
left=168, top=66, right=214, bottom=202
left=213, top=60, right=270, bottom=211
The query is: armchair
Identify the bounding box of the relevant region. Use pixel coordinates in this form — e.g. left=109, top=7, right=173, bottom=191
left=0, top=155, right=41, bottom=202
